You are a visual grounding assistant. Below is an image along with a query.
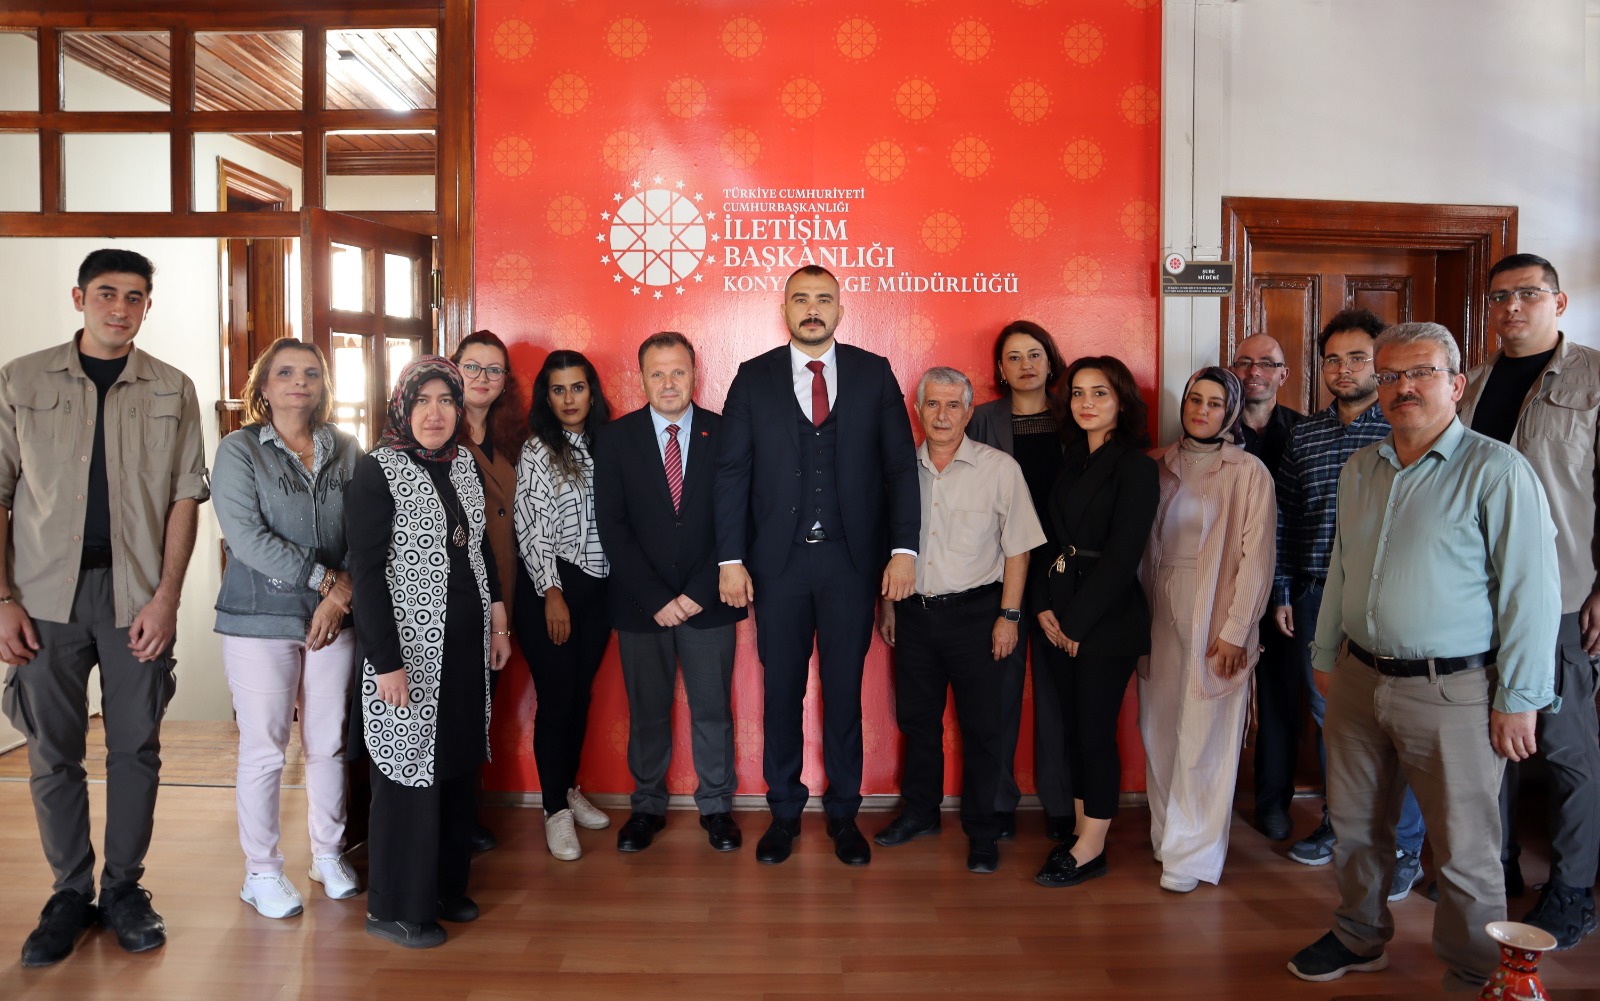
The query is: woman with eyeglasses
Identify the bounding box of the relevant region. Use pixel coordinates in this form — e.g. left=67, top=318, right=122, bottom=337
left=449, top=331, right=526, bottom=854
left=1139, top=367, right=1275, bottom=894
left=514, top=350, right=615, bottom=861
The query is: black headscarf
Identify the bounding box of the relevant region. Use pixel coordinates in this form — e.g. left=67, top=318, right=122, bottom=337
left=378, top=355, right=465, bottom=463
left=1182, top=366, right=1245, bottom=446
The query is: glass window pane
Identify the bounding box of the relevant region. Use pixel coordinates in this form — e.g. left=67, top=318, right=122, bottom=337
left=324, top=130, right=436, bottom=212
left=195, top=133, right=302, bottom=212
left=385, top=254, right=417, bottom=318
left=0, top=30, right=39, bottom=111
left=61, top=31, right=170, bottom=111
left=331, top=332, right=369, bottom=447
left=330, top=243, right=367, bottom=312
left=0, top=133, right=40, bottom=210
left=194, top=31, right=302, bottom=111
left=64, top=133, right=170, bottom=211
left=326, top=28, right=436, bottom=110
left=386, top=339, right=416, bottom=390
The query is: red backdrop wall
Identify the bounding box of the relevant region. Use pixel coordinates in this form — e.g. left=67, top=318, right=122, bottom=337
left=474, top=0, right=1162, bottom=801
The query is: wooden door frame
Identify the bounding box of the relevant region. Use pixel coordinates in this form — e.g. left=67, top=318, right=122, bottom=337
left=1221, top=197, right=1516, bottom=370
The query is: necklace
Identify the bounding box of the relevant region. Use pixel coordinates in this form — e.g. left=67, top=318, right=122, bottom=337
left=444, top=484, right=468, bottom=547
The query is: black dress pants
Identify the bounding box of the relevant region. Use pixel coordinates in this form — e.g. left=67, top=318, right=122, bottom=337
left=1045, top=648, right=1137, bottom=820
left=367, top=763, right=475, bottom=924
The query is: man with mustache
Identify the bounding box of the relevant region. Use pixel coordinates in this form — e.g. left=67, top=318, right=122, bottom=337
left=873, top=368, right=1043, bottom=874
left=1458, top=253, right=1600, bottom=949
left=1270, top=310, right=1426, bottom=901
left=714, top=265, right=920, bottom=866
left=1287, top=321, right=1559, bottom=990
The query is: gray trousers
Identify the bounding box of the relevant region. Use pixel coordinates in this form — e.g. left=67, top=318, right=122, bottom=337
left=1500, top=610, right=1600, bottom=888
left=617, top=623, right=737, bottom=815
left=1325, top=650, right=1505, bottom=991
left=0, top=567, right=176, bottom=897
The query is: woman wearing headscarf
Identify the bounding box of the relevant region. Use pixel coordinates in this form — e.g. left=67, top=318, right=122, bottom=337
left=1139, top=366, right=1275, bottom=894
left=345, top=356, right=512, bottom=948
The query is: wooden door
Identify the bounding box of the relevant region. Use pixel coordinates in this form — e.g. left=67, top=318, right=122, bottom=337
left=301, top=207, right=435, bottom=449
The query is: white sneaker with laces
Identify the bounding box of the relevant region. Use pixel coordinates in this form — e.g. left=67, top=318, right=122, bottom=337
left=1159, top=872, right=1199, bottom=893
left=241, top=872, right=304, bottom=918
left=567, top=787, right=611, bottom=830
left=309, top=854, right=361, bottom=900
left=546, top=808, right=582, bottom=861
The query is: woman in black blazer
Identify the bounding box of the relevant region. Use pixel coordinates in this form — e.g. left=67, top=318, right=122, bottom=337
left=1029, top=355, right=1159, bottom=888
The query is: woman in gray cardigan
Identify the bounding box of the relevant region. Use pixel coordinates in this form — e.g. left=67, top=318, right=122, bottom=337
left=211, top=338, right=364, bottom=919
left=965, top=320, right=1070, bottom=840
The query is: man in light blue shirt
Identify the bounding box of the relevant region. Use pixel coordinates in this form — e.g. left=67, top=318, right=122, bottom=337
left=1287, top=322, right=1560, bottom=991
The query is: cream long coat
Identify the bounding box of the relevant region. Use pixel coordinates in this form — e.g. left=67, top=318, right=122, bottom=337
left=1138, top=442, right=1277, bottom=700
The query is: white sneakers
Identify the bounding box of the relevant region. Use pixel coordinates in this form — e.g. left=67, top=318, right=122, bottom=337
left=1159, top=872, right=1200, bottom=893
left=567, top=787, right=611, bottom=830
left=309, top=854, right=361, bottom=900
left=241, top=872, right=304, bottom=919
left=546, top=808, right=582, bottom=861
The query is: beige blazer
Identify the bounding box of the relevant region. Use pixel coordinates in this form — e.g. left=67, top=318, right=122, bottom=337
left=1139, top=442, right=1277, bottom=700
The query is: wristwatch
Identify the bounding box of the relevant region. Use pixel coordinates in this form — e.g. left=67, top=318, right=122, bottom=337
left=1000, top=608, right=1022, bottom=622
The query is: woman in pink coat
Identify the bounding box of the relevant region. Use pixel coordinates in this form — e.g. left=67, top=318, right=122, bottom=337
left=1139, top=366, right=1276, bottom=893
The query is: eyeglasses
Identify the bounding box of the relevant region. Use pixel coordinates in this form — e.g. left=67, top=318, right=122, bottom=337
left=460, top=362, right=507, bottom=381
left=1375, top=366, right=1455, bottom=386
left=1487, top=287, right=1558, bottom=306
left=1321, top=354, right=1372, bottom=371
left=1229, top=359, right=1286, bottom=372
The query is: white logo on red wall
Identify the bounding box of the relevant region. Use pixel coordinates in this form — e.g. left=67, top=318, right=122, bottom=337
left=599, top=178, right=711, bottom=298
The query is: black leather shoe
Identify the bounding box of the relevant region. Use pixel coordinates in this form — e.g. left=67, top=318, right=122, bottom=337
left=365, top=915, right=446, bottom=948
left=873, top=812, right=941, bottom=847
left=827, top=817, right=871, bottom=866
left=470, top=823, right=497, bottom=854
left=700, top=812, right=742, bottom=852
left=1046, top=815, right=1075, bottom=841
left=1257, top=808, right=1292, bottom=841
left=1504, top=853, right=1526, bottom=897
left=97, top=884, right=165, bottom=954
left=967, top=838, right=1000, bottom=874
left=995, top=811, right=1016, bottom=841
left=1035, top=844, right=1108, bottom=887
left=21, top=889, right=97, bottom=968
left=616, top=812, right=666, bottom=853
left=437, top=895, right=479, bottom=923
left=756, top=819, right=800, bottom=864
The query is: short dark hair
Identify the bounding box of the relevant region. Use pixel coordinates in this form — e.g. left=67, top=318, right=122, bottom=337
left=785, top=264, right=837, bottom=288
left=1057, top=355, right=1151, bottom=450
left=1316, top=308, right=1387, bottom=357
left=1488, top=253, right=1559, bottom=291
left=78, top=248, right=155, bottom=293
left=637, top=330, right=696, bottom=368
left=991, top=319, right=1067, bottom=396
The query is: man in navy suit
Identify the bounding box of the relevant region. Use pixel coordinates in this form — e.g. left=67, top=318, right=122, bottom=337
left=714, top=265, right=920, bottom=866
left=595, top=332, right=748, bottom=854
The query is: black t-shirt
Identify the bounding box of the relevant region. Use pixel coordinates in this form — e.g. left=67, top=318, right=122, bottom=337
left=78, top=350, right=129, bottom=552
left=1470, top=347, right=1555, bottom=445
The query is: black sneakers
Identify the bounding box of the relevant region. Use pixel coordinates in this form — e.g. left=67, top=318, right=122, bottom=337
left=1523, top=880, right=1598, bottom=951
left=1288, top=931, right=1389, bottom=982
left=20, top=889, right=97, bottom=967
left=97, top=884, right=166, bottom=953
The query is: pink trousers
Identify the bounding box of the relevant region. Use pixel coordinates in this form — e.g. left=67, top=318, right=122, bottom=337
left=221, top=633, right=356, bottom=875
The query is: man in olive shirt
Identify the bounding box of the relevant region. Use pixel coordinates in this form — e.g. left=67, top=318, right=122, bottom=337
left=873, top=367, right=1044, bottom=875
left=1458, top=253, right=1600, bottom=949
left=0, top=249, right=209, bottom=967
left=1287, top=322, right=1558, bottom=990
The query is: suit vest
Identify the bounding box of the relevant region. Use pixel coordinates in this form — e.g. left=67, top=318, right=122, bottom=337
left=793, top=403, right=846, bottom=544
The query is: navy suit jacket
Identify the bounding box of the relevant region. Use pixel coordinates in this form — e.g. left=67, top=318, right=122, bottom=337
left=594, top=405, right=746, bottom=633
left=713, top=342, right=920, bottom=580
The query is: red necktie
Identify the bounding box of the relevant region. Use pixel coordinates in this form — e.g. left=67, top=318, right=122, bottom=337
left=663, top=424, right=683, bottom=513
left=807, top=360, right=829, bottom=426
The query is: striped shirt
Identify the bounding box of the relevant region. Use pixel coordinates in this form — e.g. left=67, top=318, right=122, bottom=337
left=1271, top=401, right=1389, bottom=606
left=514, top=430, right=608, bottom=594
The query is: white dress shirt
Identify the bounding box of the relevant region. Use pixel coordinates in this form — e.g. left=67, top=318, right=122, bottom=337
left=790, top=342, right=837, bottom=421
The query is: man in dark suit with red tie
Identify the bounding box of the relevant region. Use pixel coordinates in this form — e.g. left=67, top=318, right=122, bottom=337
left=594, top=332, right=747, bottom=854
left=714, top=265, right=920, bottom=866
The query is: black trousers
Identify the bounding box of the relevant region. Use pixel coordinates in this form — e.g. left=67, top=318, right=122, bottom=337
left=892, top=593, right=1004, bottom=839
left=1044, top=648, right=1137, bottom=820
left=515, top=559, right=612, bottom=815
left=367, top=762, right=475, bottom=924
left=1252, top=602, right=1303, bottom=818
left=753, top=539, right=876, bottom=821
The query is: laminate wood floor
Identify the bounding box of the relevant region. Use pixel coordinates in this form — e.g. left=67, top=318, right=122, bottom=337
left=2, top=731, right=1598, bottom=999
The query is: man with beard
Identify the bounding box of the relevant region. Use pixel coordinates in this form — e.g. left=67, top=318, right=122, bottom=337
left=1458, top=254, right=1600, bottom=949
left=714, top=265, right=920, bottom=866
left=1269, top=310, right=1426, bottom=902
